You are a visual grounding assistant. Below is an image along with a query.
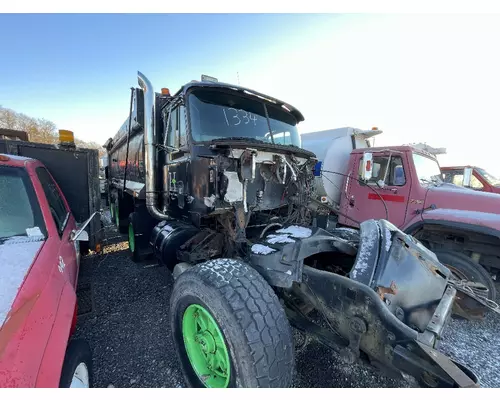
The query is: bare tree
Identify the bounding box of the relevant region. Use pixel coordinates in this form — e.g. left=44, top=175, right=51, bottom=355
left=0, top=105, right=102, bottom=151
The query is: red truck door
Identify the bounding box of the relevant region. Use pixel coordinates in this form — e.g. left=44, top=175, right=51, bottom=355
left=341, top=151, right=412, bottom=228
left=34, top=166, right=78, bottom=286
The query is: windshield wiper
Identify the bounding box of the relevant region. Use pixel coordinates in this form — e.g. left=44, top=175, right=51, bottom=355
left=0, top=234, right=28, bottom=244
left=262, top=103, right=275, bottom=145
left=210, top=137, right=267, bottom=143
left=420, top=178, right=438, bottom=186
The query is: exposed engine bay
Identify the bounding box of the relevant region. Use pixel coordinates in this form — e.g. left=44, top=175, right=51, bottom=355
left=167, top=143, right=326, bottom=263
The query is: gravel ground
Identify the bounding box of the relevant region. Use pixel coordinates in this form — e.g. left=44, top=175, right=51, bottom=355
left=74, top=211, right=500, bottom=388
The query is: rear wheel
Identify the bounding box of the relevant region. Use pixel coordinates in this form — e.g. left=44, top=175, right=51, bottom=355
left=128, top=212, right=147, bottom=262
left=114, top=198, right=128, bottom=234
left=170, top=259, right=295, bottom=388
left=110, top=201, right=116, bottom=222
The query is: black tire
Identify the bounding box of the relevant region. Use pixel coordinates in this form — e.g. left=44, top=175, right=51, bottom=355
left=128, top=212, right=146, bottom=262
left=79, top=241, right=90, bottom=256
left=114, top=198, right=128, bottom=234
left=59, top=339, right=93, bottom=388
left=434, top=250, right=497, bottom=300
left=170, top=259, right=295, bottom=388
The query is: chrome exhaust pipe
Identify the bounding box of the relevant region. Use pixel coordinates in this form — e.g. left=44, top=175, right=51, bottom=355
left=137, top=71, right=169, bottom=220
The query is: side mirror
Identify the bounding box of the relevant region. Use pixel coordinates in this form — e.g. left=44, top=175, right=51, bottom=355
left=70, top=212, right=100, bottom=242
left=463, top=167, right=473, bottom=187
left=361, top=152, right=373, bottom=181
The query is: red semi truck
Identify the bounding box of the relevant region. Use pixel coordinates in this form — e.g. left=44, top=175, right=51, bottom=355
left=441, top=166, right=500, bottom=194
left=301, top=127, right=500, bottom=316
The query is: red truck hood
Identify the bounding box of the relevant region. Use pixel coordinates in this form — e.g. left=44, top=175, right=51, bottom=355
left=0, top=237, right=44, bottom=330
left=425, top=183, right=500, bottom=215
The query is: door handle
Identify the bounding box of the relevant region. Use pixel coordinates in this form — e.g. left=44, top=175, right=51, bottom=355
left=349, top=196, right=355, bottom=207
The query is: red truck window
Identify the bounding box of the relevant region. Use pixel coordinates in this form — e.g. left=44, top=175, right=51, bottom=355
left=358, top=155, right=406, bottom=186
left=443, top=170, right=484, bottom=190
left=36, top=167, right=69, bottom=237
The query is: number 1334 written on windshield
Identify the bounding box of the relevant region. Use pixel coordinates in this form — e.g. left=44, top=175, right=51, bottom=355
left=223, top=108, right=258, bottom=126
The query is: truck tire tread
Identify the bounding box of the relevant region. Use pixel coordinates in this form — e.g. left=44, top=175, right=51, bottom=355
left=170, top=259, right=294, bottom=388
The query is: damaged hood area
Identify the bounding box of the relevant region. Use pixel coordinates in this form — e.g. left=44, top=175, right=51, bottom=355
left=0, top=237, right=44, bottom=329
left=349, top=219, right=451, bottom=332
left=198, top=144, right=316, bottom=213
left=249, top=219, right=452, bottom=333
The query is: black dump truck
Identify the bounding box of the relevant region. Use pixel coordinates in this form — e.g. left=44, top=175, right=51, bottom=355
left=104, top=72, right=486, bottom=388
left=1, top=128, right=103, bottom=254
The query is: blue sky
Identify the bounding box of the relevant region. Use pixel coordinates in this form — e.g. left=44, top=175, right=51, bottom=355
left=1, top=13, right=500, bottom=175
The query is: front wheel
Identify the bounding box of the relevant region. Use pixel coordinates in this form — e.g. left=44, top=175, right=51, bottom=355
left=434, top=250, right=497, bottom=301
left=59, top=339, right=93, bottom=388
left=170, top=259, right=295, bottom=388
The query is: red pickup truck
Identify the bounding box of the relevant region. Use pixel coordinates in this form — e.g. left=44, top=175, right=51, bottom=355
left=442, top=166, right=500, bottom=194
left=0, top=153, right=95, bottom=388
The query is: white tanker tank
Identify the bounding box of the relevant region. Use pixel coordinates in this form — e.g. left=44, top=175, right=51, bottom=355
left=300, top=127, right=383, bottom=206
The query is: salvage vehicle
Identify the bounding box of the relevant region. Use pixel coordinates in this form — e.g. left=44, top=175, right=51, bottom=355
left=104, top=72, right=485, bottom=388
left=0, top=153, right=97, bottom=388
left=442, top=165, right=500, bottom=194
left=0, top=129, right=103, bottom=254
left=301, top=127, right=500, bottom=318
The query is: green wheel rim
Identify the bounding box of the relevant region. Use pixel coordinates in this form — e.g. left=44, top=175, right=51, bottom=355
left=182, top=304, right=231, bottom=388
left=128, top=223, right=135, bottom=253
left=115, top=203, right=119, bottom=227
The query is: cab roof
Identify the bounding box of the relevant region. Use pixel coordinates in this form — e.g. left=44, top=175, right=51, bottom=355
left=172, top=80, right=305, bottom=123
left=351, top=145, right=438, bottom=159
left=0, top=153, right=34, bottom=167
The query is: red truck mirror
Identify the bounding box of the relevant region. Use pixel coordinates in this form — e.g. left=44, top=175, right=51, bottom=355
left=361, top=152, right=373, bottom=181
left=463, top=167, right=473, bottom=188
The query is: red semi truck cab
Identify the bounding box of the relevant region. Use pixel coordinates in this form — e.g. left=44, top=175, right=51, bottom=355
left=301, top=128, right=500, bottom=312
left=441, top=166, right=500, bottom=194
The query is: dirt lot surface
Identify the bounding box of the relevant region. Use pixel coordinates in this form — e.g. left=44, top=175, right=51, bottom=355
left=74, top=212, right=500, bottom=388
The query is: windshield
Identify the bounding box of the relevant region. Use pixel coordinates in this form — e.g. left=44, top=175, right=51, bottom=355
left=412, top=152, right=443, bottom=184
left=0, top=166, right=45, bottom=242
left=187, top=88, right=301, bottom=147
left=476, top=168, right=500, bottom=187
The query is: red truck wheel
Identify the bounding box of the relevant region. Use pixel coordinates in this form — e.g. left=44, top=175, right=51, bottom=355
left=434, top=250, right=497, bottom=301
left=59, top=339, right=93, bottom=388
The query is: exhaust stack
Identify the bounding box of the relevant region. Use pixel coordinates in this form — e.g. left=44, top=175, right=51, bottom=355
left=137, top=71, right=170, bottom=220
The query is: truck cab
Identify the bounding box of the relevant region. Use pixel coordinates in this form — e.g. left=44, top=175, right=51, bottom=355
left=301, top=128, right=500, bottom=310
left=340, top=146, right=446, bottom=228
left=442, top=165, right=500, bottom=194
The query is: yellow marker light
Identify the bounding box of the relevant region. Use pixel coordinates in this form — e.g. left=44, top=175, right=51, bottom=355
left=161, top=88, right=170, bottom=96
left=59, top=129, right=75, bottom=144
left=372, top=127, right=379, bottom=130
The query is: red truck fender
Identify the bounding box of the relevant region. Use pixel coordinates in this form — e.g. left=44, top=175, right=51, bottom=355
left=404, top=208, right=500, bottom=239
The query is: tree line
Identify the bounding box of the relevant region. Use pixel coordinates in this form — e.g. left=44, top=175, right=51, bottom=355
left=0, top=105, right=105, bottom=156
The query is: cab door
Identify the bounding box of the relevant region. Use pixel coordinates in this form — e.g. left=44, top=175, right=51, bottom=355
left=35, top=166, right=78, bottom=287
left=164, top=103, right=190, bottom=214
left=342, top=151, right=412, bottom=228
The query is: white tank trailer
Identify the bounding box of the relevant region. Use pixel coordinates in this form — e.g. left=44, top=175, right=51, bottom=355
left=300, top=127, right=382, bottom=207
